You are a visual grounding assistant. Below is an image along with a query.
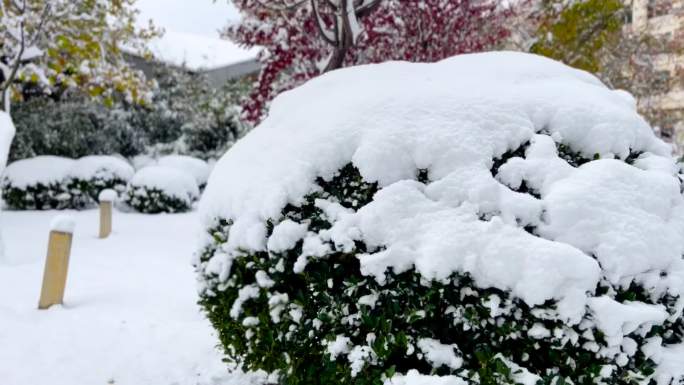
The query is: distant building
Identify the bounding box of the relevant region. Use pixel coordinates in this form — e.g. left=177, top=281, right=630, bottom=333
left=630, top=0, right=684, bottom=142
left=127, top=30, right=261, bottom=87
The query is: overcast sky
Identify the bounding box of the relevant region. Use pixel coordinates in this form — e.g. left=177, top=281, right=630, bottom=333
left=136, top=0, right=240, bottom=38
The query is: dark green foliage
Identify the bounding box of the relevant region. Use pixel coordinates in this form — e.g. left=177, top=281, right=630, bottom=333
left=198, top=159, right=681, bottom=384
left=1, top=180, right=71, bottom=210
left=128, top=66, right=248, bottom=160
left=182, top=79, right=249, bottom=160
left=556, top=143, right=594, bottom=168
left=491, top=141, right=529, bottom=175
left=9, top=94, right=145, bottom=162
left=9, top=66, right=250, bottom=163
left=66, top=176, right=128, bottom=209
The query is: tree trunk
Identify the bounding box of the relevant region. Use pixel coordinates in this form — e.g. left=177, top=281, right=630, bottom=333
left=1, top=87, right=10, bottom=114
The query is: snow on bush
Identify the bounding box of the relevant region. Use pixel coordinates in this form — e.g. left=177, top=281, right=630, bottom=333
left=2, top=156, right=75, bottom=210
left=195, top=52, right=684, bottom=385
left=123, top=166, right=199, bottom=213
left=65, top=155, right=134, bottom=208
left=158, top=155, right=210, bottom=189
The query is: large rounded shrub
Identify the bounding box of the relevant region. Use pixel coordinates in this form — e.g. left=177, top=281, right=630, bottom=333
left=195, top=53, right=684, bottom=385
left=123, top=166, right=199, bottom=213
left=2, top=156, right=75, bottom=210
left=65, top=155, right=134, bottom=208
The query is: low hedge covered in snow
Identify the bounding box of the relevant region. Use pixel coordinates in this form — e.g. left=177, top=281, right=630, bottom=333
left=123, top=166, right=199, bottom=213
left=2, top=156, right=75, bottom=210
left=1, top=154, right=207, bottom=212
left=2, top=155, right=134, bottom=210
left=195, top=52, right=684, bottom=385
left=65, top=155, right=134, bottom=208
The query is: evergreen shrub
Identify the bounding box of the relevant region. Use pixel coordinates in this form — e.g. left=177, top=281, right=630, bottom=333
left=65, top=155, right=134, bottom=208
left=123, top=166, right=199, bottom=213
left=1, top=156, right=74, bottom=210
left=194, top=53, right=684, bottom=385
left=197, top=160, right=684, bottom=385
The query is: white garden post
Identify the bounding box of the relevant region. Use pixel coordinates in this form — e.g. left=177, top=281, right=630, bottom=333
left=98, top=189, right=117, bottom=239
left=38, top=215, right=75, bottom=310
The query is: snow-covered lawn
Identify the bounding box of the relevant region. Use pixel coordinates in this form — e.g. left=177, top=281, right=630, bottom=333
left=0, top=209, right=246, bottom=385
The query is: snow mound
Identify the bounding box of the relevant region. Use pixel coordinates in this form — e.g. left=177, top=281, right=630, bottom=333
left=198, top=52, right=684, bottom=383
left=67, top=155, right=134, bottom=182
left=158, top=155, right=210, bottom=187
left=201, top=51, right=668, bottom=224
left=3, top=156, right=75, bottom=188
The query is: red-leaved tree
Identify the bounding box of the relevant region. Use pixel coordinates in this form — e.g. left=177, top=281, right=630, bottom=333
left=223, top=0, right=514, bottom=125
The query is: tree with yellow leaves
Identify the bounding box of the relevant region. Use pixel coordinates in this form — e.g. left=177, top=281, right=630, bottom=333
left=0, top=0, right=159, bottom=114
left=521, top=0, right=682, bottom=144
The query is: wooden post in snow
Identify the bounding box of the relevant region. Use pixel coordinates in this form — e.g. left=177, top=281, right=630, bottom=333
left=38, top=215, right=75, bottom=310
left=98, top=189, right=117, bottom=239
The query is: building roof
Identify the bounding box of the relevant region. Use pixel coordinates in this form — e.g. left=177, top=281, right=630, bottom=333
left=147, top=30, right=260, bottom=72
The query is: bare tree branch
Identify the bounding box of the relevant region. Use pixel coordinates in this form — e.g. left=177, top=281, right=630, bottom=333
left=0, top=1, right=52, bottom=112
left=312, top=0, right=337, bottom=45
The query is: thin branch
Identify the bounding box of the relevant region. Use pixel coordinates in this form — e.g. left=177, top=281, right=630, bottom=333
left=355, top=0, right=381, bottom=17
left=254, top=0, right=309, bottom=11
left=26, top=3, right=52, bottom=48
left=312, top=0, right=337, bottom=45
left=0, top=0, right=52, bottom=112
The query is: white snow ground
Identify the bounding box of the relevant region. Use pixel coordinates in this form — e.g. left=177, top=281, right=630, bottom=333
left=0, top=209, right=257, bottom=385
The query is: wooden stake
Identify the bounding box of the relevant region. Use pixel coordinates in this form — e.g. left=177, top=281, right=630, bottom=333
left=99, top=201, right=112, bottom=239
left=38, top=230, right=73, bottom=309
left=98, top=189, right=117, bottom=239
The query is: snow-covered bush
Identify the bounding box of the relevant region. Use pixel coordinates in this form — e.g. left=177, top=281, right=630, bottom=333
left=158, top=155, right=210, bottom=189
left=127, top=66, right=247, bottom=161
left=195, top=52, right=684, bottom=385
left=123, top=166, right=199, bottom=213
left=65, top=155, right=134, bottom=208
left=2, top=156, right=75, bottom=210
left=9, top=93, right=145, bottom=162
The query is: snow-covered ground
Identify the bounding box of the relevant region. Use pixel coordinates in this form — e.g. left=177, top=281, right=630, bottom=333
left=0, top=209, right=252, bottom=385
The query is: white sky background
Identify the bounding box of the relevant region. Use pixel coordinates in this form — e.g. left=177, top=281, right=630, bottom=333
left=135, top=0, right=240, bottom=38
